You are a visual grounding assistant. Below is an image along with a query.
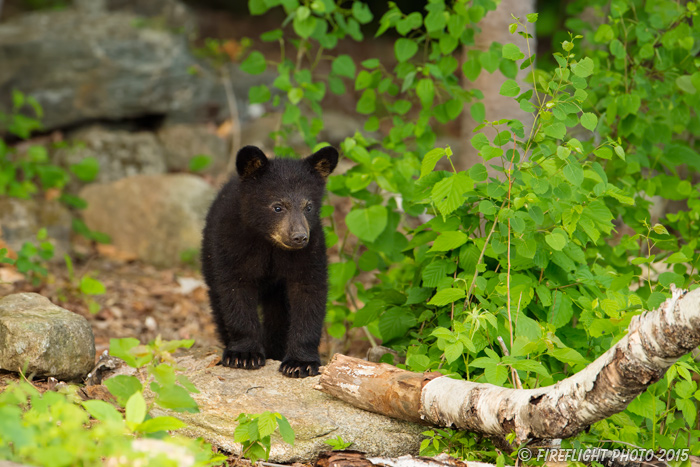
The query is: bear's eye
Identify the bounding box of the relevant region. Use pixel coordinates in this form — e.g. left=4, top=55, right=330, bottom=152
left=305, top=204, right=313, bottom=213
left=273, top=205, right=283, bottom=213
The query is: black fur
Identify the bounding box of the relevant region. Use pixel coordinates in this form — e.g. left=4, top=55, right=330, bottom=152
left=201, top=145, right=338, bottom=378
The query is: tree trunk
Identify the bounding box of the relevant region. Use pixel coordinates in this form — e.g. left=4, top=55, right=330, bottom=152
left=319, top=286, right=700, bottom=448
left=458, top=0, right=536, bottom=172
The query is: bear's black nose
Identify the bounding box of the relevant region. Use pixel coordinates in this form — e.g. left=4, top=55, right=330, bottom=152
left=291, top=233, right=309, bottom=247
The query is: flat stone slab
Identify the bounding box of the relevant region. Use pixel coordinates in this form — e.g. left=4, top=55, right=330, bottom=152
left=142, top=351, right=424, bottom=463
left=0, top=293, right=95, bottom=381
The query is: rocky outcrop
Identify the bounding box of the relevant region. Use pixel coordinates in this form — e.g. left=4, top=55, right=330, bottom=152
left=100, top=350, right=424, bottom=463
left=79, top=174, right=215, bottom=267
left=156, top=124, right=228, bottom=174
left=55, top=125, right=167, bottom=184
left=0, top=8, right=219, bottom=130
left=0, top=197, right=72, bottom=259
left=0, top=293, right=95, bottom=381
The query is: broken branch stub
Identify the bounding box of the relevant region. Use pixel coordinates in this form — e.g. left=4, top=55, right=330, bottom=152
left=319, top=286, right=700, bottom=447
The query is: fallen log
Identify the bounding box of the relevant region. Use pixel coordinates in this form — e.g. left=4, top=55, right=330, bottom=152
left=318, top=286, right=700, bottom=448
left=315, top=450, right=494, bottom=467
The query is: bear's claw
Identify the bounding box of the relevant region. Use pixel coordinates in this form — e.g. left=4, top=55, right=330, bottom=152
left=221, top=349, right=265, bottom=369
left=279, top=359, right=320, bottom=378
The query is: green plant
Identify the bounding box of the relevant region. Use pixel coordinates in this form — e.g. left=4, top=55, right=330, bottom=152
left=106, top=336, right=201, bottom=414
left=233, top=411, right=295, bottom=464
left=62, top=254, right=106, bottom=314
left=1, top=90, right=109, bottom=282
left=239, top=0, right=700, bottom=458
left=0, top=337, right=227, bottom=466
left=324, top=435, right=354, bottom=450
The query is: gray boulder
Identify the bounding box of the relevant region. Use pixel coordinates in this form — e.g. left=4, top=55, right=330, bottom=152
left=0, top=8, right=219, bottom=130
left=55, top=125, right=167, bottom=184
left=79, top=174, right=215, bottom=267
left=156, top=123, right=228, bottom=174
left=0, top=197, right=72, bottom=259
left=0, top=293, right=95, bottom=381
left=133, top=351, right=425, bottom=462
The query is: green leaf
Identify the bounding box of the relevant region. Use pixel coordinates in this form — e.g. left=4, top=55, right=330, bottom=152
left=526, top=13, right=538, bottom=22
left=420, top=148, right=446, bottom=178
left=545, top=230, right=567, bottom=251
left=249, top=84, right=271, bottom=104
left=80, top=276, right=105, bottom=295
left=484, top=365, right=509, bottom=386
left=609, top=39, right=625, bottom=58
left=431, top=172, right=473, bottom=216
left=346, top=205, right=388, bottom=242
left=594, top=23, right=614, bottom=43
left=257, top=412, right=278, bottom=438
left=428, top=288, right=466, bottom=306
left=136, top=416, right=186, bottom=433
left=549, top=291, right=573, bottom=328
left=70, top=157, right=100, bottom=182
left=356, top=89, right=376, bottom=114
left=463, top=57, right=481, bottom=81
left=543, top=122, right=566, bottom=140
left=416, top=78, right=435, bottom=107
left=470, top=102, right=485, bottom=123
left=288, top=87, right=304, bottom=104
left=109, top=338, right=140, bottom=363
left=563, top=164, right=584, bottom=186
left=153, top=383, right=199, bottom=413
left=248, top=0, right=268, bottom=15
left=105, top=375, right=143, bottom=406
left=580, top=112, right=598, bottom=131
left=548, top=347, right=588, bottom=365
left=430, top=231, right=468, bottom=252
left=378, top=307, right=416, bottom=342
left=352, top=1, right=372, bottom=24
left=422, top=259, right=456, bottom=287
left=240, top=51, right=267, bottom=74
left=502, top=43, right=525, bottom=60
left=188, top=155, right=212, bottom=172
left=443, top=342, right=464, bottom=364
left=676, top=75, right=696, bottom=94
left=277, top=415, right=295, bottom=445
left=395, top=38, right=418, bottom=62
left=468, top=163, right=488, bottom=182
left=82, top=400, right=123, bottom=423
left=293, top=9, right=317, bottom=38
left=499, top=79, right=520, bottom=97
left=125, top=392, right=147, bottom=426
left=571, top=57, right=594, bottom=77
left=331, top=55, right=356, bottom=79
left=614, top=145, right=625, bottom=160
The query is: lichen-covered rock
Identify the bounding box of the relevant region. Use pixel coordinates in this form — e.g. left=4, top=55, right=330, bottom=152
left=0, top=197, right=72, bottom=260
left=55, top=125, right=167, bottom=184
left=141, top=351, right=424, bottom=463
left=0, top=8, right=218, bottom=131
left=79, top=174, right=215, bottom=267
left=0, top=293, right=95, bottom=381
left=156, top=124, right=228, bottom=174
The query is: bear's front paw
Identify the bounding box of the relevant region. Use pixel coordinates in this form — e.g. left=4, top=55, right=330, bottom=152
left=279, top=359, right=320, bottom=378
left=221, top=349, right=265, bottom=369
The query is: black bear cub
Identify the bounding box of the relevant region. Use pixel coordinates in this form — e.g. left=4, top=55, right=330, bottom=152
left=201, top=145, right=338, bottom=378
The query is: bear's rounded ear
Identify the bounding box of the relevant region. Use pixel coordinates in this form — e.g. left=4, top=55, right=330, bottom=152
left=305, top=146, right=338, bottom=179
left=236, top=146, right=269, bottom=179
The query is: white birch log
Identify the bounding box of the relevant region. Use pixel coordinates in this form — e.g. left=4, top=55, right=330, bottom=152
left=320, top=286, right=700, bottom=448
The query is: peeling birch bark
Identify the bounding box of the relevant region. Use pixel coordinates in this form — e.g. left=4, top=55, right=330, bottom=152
left=315, top=450, right=494, bottom=467
left=319, top=287, right=700, bottom=447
